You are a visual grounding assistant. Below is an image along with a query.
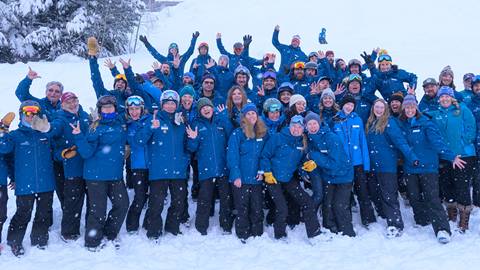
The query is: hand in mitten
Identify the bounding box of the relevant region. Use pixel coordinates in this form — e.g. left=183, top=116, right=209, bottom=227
left=264, top=172, right=277, bottom=185
left=87, top=37, right=99, bottom=56
left=61, top=146, right=77, bottom=159
left=31, top=115, right=51, bottom=133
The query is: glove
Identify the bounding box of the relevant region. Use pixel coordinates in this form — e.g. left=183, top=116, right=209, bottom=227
left=61, top=146, right=77, bottom=159
left=31, top=115, right=50, bottom=133
left=89, top=107, right=99, bottom=122
left=174, top=112, right=184, bottom=126
left=360, top=51, right=372, bottom=65
left=192, top=31, right=200, bottom=38
left=87, top=37, right=99, bottom=56
left=0, top=112, right=15, bottom=132
left=264, top=172, right=277, bottom=185
left=139, top=35, right=149, bottom=45
left=243, top=35, right=252, bottom=46
left=302, top=160, right=317, bottom=172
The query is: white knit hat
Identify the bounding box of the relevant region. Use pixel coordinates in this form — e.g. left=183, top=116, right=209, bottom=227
left=289, top=94, right=306, bottom=107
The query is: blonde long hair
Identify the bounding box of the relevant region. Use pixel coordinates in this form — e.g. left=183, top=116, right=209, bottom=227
left=241, top=115, right=267, bottom=139
left=366, top=99, right=390, bottom=134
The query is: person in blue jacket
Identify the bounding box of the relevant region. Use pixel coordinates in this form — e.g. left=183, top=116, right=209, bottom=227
left=262, top=98, right=285, bottom=135
left=343, top=74, right=373, bottom=124
left=467, top=75, right=480, bottom=207
left=303, top=112, right=356, bottom=236
left=189, top=42, right=213, bottom=87
left=418, top=78, right=439, bottom=113
left=428, top=86, right=476, bottom=232
left=226, top=85, right=249, bottom=129
left=397, top=95, right=465, bottom=243
left=139, top=31, right=199, bottom=77
left=215, top=33, right=261, bottom=72
left=318, top=88, right=339, bottom=128
left=365, top=50, right=417, bottom=101
left=197, top=73, right=223, bottom=106
left=123, top=96, right=151, bottom=234
left=206, top=55, right=234, bottom=103
left=15, top=68, right=66, bottom=210
left=333, top=95, right=376, bottom=227
left=87, top=37, right=131, bottom=113
left=15, top=68, right=63, bottom=119
left=134, top=90, right=190, bottom=241
left=272, top=25, right=307, bottom=81
left=72, top=95, right=129, bottom=251
left=0, top=101, right=56, bottom=256
left=260, top=115, right=326, bottom=243
left=290, top=61, right=312, bottom=98
left=365, top=99, right=419, bottom=238
left=0, top=149, right=13, bottom=255
left=186, top=98, right=233, bottom=235
left=233, top=65, right=258, bottom=105
left=460, top=73, right=475, bottom=104
left=277, top=82, right=294, bottom=111
left=257, top=70, right=278, bottom=109
left=49, top=92, right=90, bottom=242
left=227, top=103, right=267, bottom=242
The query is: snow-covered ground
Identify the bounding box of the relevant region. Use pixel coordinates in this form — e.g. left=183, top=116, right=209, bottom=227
left=1, top=0, right=480, bottom=269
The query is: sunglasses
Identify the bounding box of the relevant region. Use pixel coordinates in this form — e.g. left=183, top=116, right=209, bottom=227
left=203, top=80, right=214, bottom=85
left=22, top=105, right=40, bottom=116
left=378, top=54, right=392, bottom=63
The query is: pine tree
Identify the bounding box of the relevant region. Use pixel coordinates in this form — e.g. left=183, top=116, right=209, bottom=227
left=0, top=0, right=144, bottom=63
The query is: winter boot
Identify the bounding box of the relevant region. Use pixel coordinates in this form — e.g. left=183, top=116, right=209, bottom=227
left=436, top=230, right=450, bottom=244
left=10, top=244, right=25, bottom=257
left=87, top=37, right=99, bottom=56
left=458, top=204, right=472, bottom=233
left=445, top=202, right=458, bottom=222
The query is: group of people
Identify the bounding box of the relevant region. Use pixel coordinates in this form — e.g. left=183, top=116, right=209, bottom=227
left=0, top=26, right=479, bottom=257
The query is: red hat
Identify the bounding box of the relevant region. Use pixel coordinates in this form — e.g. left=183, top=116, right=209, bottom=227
left=61, top=92, right=78, bottom=103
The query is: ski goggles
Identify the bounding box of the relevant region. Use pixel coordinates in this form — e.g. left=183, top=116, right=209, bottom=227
left=348, top=74, right=362, bottom=82
left=378, top=54, right=392, bottom=63
left=161, top=90, right=180, bottom=103
left=115, top=74, right=127, bottom=81
left=263, top=71, right=277, bottom=80
left=472, top=75, right=480, bottom=85
left=267, top=103, right=282, bottom=113
left=126, top=96, right=144, bottom=107
left=293, top=62, right=305, bottom=69
left=22, top=105, right=41, bottom=116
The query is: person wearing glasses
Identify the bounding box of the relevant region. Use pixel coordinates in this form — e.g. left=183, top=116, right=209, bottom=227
left=198, top=73, right=223, bottom=106
left=134, top=90, right=190, bottom=242
left=206, top=54, right=234, bottom=104
left=72, top=95, right=129, bottom=252
left=362, top=49, right=417, bottom=101
left=0, top=101, right=56, bottom=256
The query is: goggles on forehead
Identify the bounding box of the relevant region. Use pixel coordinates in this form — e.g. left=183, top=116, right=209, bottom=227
left=378, top=54, right=392, bottom=63
left=293, top=62, right=305, bottom=69
left=267, top=103, right=282, bottom=113
left=348, top=74, right=362, bottom=82
left=126, top=96, right=144, bottom=107
left=115, top=74, right=127, bottom=81
left=22, top=105, right=41, bottom=116
left=263, top=71, right=277, bottom=80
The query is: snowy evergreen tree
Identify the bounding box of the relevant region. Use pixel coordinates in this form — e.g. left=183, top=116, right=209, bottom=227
left=0, top=0, right=144, bottom=63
